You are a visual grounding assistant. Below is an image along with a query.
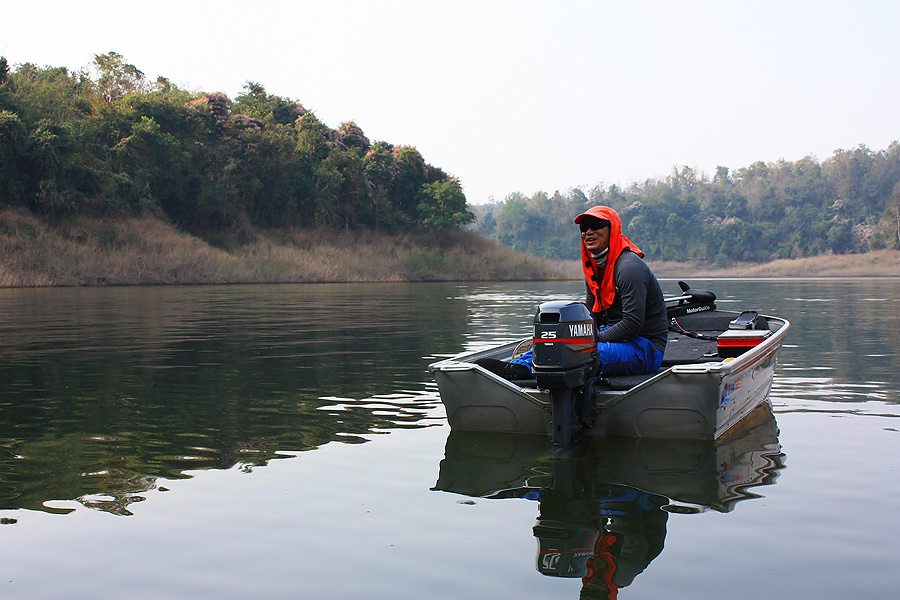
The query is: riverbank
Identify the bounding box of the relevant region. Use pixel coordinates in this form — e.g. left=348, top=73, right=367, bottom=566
left=0, top=208, right=564, bottom=287
left=2, top=208, right=898, bottom=287
left=542, top=249, right=900, bottom=280
left=551, top=251, right=900, bottom=282
left=647, top=250, right=900, bottom=278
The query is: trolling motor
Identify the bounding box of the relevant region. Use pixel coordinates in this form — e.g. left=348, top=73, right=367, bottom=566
left=665, top=281, right=717, bottom=318
left=532, top=301, right=600, bottom=446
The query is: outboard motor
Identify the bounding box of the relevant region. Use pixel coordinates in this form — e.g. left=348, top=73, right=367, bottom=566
left=532, top=301, right=599, bottom=446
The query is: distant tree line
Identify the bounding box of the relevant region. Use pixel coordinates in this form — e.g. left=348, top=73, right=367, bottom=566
left=474, top=145, right=900, bottom=263
left=0, top=53, right=474, bottom=232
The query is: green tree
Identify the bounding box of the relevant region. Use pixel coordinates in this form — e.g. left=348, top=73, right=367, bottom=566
left=363, top=141, right=399, bottom=231
left=495, top=195, right=548, bottom=256
left=419, top=178, right=474, bottom=231
left=92, top=52, right=147, bottom=103
left=391, top=145, right=428, bottom=223
left=885, top=187, right=900, bottom=249
left=232, top=82, right=304, bottom=126
left=0, top=110, right=27, bottom=203
left=478, top=210, right=497, bottom=236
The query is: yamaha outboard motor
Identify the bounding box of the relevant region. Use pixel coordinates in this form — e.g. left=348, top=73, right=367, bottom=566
left=532, top=301, right=599, bottom=446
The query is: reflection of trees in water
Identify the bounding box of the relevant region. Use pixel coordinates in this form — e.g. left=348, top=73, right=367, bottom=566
left=434, top=405, right=785, bottom=598
left=0, top=284, right=468, bottom=515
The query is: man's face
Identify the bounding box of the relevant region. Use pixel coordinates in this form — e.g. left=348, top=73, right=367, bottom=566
left=580, top=218, right=610, bottom=253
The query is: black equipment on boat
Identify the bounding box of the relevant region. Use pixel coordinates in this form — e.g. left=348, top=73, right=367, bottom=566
left=729, top=311, right=767, bottom=330
left=665, top=281, right=716, bottom=318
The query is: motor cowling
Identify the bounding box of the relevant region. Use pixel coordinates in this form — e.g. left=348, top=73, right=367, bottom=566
left=532, top=301, right=598, bottom=390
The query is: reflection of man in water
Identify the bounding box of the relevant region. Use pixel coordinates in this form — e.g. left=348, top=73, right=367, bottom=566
left=534, top=484, right=668, bottom=600
left=579, top=487, right=668, bottom=599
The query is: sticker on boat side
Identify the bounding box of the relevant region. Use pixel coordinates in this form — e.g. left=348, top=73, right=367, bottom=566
left=720, top=384, right=732, bottom=409
left=720, top=378, right=740, bottom=410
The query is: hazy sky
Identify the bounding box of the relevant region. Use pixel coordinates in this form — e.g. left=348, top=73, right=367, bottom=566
left=4, top=1, right=899, bottom=203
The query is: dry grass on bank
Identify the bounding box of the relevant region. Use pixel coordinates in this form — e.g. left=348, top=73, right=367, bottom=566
left=550, top=250, right=900, bottom=280
left=648, top=250, right=900, bottom=278
left=3, top=208, right=897, bottom=287
left=0, top=208, right=565, bottom=287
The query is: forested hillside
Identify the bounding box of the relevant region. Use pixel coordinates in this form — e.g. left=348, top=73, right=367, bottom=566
left=0, top=53, right=474, bottom=233
left=4, top=53, right=898, bottom=268
left=474, top=145, right=900, bottom=264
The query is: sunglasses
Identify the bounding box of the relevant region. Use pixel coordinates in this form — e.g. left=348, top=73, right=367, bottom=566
left=579, top=218, right=610, bottom=233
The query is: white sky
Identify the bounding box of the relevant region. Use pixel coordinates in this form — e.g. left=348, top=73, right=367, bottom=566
left=3, top=1, right=899, bottom=204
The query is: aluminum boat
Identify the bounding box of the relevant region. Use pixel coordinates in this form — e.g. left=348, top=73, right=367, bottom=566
left=429, top=282, right=789, bottom=443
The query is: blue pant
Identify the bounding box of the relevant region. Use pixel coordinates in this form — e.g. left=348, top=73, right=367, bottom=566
left=510, top=335, right=663, bottom=376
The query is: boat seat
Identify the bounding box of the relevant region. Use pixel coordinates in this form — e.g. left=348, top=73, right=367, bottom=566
left=601, top=372, right=660, bottom=390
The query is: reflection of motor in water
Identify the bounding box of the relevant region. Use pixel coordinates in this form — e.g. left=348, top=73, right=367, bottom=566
left=532, top=452, right=668, bottom=599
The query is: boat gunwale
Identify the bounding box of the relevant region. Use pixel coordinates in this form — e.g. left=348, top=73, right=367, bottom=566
left=429, top=315, right=790, bottom=394
left=677, top=315, right=790, bottom=377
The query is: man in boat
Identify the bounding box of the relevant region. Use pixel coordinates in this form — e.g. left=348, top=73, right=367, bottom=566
left=479, top=206, right=668, bottom=379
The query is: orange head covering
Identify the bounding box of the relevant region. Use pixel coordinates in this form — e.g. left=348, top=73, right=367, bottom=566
left=574, top=206, right=644, bottom=312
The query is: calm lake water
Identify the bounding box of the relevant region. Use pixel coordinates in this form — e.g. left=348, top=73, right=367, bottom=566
left=1, top=279, right=898, bottom=599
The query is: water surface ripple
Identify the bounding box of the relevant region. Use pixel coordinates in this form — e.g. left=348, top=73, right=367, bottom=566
left=1, top=279, right=898, bottom=599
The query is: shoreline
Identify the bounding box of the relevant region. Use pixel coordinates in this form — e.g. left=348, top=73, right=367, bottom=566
left=2, top=209, right=899, bottom=287
left=646, top=250, right=900, bottom=279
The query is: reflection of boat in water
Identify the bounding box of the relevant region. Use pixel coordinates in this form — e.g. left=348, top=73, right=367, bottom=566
left=429, top=283, right=790, bottom=445
left=433, top=404, right=784, bottom=596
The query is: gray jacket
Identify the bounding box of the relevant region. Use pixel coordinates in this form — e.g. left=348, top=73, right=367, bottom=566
left=584, top=250, right=668, bottom=353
